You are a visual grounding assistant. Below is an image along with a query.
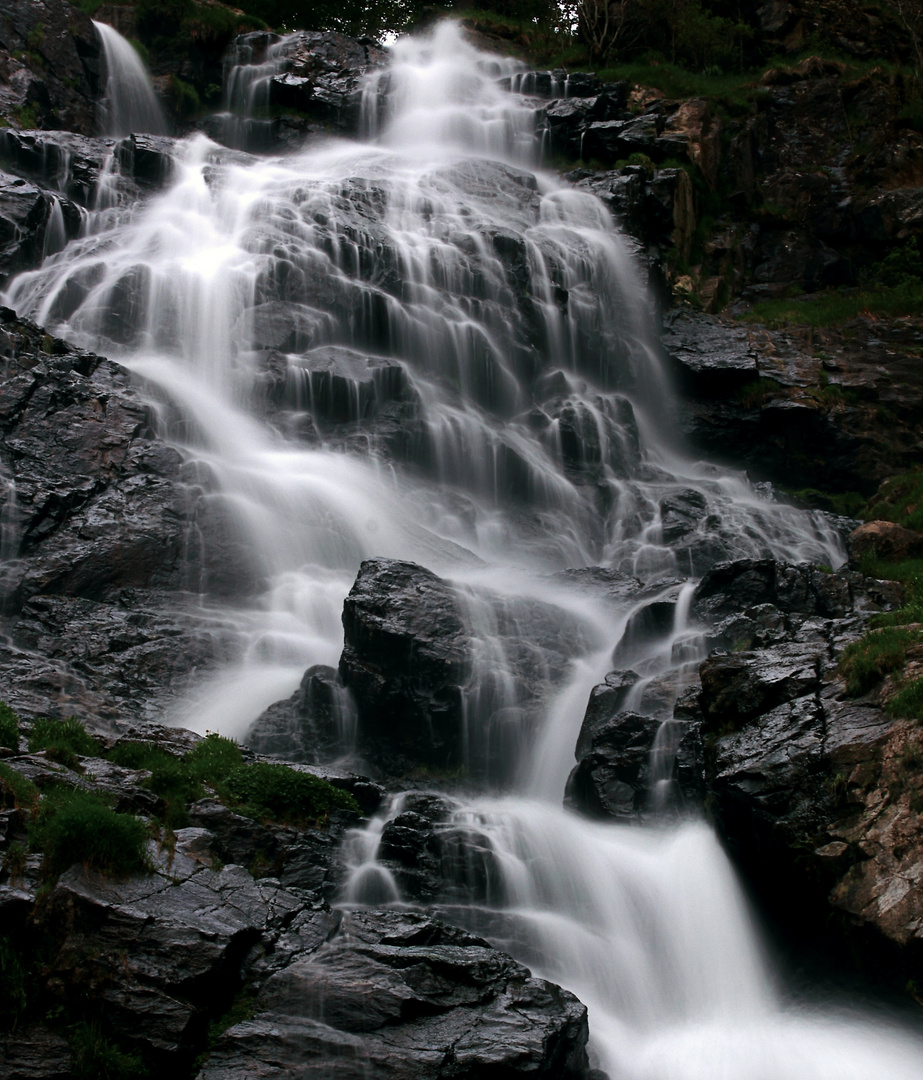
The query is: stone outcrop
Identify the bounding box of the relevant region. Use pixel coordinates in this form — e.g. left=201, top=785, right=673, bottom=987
left=663, top=310, right=923, bottom=494
left=0, top=306, right=258, bottom=723
left=0, top=0, right=103, bottom=136
left=338, top=557, right=593, bottom=781
left=199, top=908, right=590, bottom=1080
left=0, top=729, right=590, bottom=1080
left=610, top=557, right=923, bottom=981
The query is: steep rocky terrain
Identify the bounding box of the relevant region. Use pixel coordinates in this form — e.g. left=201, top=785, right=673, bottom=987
left=1, top=2, right=923, bottom=1076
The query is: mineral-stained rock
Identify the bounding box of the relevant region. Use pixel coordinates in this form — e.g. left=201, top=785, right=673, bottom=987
left=198, top=908, right=590, bottom=1080
left=688, top=559, right=923, bottom=980
left=848, top=520, right=923, bottom=564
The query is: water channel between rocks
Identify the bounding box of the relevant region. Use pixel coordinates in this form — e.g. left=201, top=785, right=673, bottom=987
left=5, top=19, right=923, bottom=1079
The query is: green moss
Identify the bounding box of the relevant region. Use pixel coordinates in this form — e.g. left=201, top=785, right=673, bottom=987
left=865, top=470, right=923, bottom=533
left=12, top=103, right=39, bottom=129
left=839, top=626, right=922, bottom=697
left=222, top=761, right=359, bottom=827
left=0, top=701, right=19, bottom=751
left=29, top=788, right=149, bottom=881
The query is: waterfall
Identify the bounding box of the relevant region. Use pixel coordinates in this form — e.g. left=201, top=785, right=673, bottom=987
left=4, top=19, right=921, bottom=1078
left=94, top=21, right=168, bottom=137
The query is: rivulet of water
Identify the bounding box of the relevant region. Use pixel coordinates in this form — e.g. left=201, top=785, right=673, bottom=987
left=6, top=19, right=919, bottom=1078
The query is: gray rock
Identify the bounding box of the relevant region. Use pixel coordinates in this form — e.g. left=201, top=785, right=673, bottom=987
left=198, top=908, right=590, bottom=1080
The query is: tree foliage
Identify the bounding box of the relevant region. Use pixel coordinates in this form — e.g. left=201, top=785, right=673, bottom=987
left=574, top=0, right=755, bottom=70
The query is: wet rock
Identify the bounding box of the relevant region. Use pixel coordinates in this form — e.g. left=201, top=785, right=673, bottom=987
left=246, top=665, right=353, bottom=763
left=340, top=558, right=592, bottom=781
left=0, top=128, right=114, bottom=205
left=199, top=908, right=590, bottom=1080
left=662, top=309, right=758, bottom=392
left=565, top=710, right=662, bottom=820
left=0, top=307, right=253, bottom=723
left=0, top=171, right=81, bottom=282
left=339, top=558, right=469, bottom=775
left=690, top=559, right=923, bottom=979
left=35, top=856, right=311, bottom=1062
left=0, top=0, right=103, bottom=137
left=225, top=31, right=387, bottom=139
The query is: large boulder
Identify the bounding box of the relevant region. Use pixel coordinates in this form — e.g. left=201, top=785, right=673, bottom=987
left=339, top=558, right=592, bottom=780
left=198, top=908, right=590, bottom=1080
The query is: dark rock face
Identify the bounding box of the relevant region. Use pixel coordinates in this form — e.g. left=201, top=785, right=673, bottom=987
left=565, top=709, right=662, bottom=820
left=0, top=307, right=255, bottom=723
left=217, top=30, right=388, bottom=150
left=663, top=311, right=923, bottom=495
left=679, top=558, right=922, bottom=976
left=200, top=908, right=590, bottom=1080
left=339, top=558, right=470, bottom=775
left=246, top=665, right=355, bottom=763
left=0, top=0, right=103, bottom=136
left=0, top=170, right=81, bottom=283
left=339, top=558, right=593, bottom=781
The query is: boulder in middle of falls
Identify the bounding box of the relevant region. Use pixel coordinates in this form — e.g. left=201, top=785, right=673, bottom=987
left=338, top=558, right=588, bottom=781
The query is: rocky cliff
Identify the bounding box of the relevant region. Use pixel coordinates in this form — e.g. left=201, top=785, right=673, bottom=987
left=1, top=3, right=923, bottom=1076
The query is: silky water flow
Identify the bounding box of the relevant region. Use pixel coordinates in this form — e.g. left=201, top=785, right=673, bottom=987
left=5, top=21, right=922, bottom=1078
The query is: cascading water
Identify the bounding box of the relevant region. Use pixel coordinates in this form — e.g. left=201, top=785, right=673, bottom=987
left=4, top=19, right=921, bottom=1078
left=94, top=20, right=168, bottom=137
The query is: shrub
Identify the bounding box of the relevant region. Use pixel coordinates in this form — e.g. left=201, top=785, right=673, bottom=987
left=70, top=1020, right=148, bottom=1080
left=0, top=702, right=19, bottom=751
left=223, top=762, right=359, bottom=827
left=186, top=733, right=243, bottom=784
left=839, top=626, right=922, bottom=697
left=29, top=788, right=149, bottom=880
left=28, top=716, right=100, bottom=760
left=885, top=677, right=923, bottom=721
left=0, top=762, right=40, bottom=817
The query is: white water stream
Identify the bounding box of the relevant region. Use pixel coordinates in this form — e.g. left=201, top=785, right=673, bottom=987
left=5, top=20, right=922, bottom=1078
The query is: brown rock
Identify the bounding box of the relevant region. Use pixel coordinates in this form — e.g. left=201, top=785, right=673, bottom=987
left=848, top=520, right=923, bottom=564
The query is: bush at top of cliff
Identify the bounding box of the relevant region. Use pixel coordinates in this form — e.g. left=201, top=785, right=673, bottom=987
left=29, top=788, right=149, bottom=880
left=28, top=716, right=101, bottom=766
left=222, top=761, right=359, bottom=827
left=0, top=702, right=19, bottom=752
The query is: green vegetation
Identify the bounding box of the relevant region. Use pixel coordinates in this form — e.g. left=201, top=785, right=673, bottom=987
left=839, top=626, right=920, bottom=697
left=28, top=716, right=101, bottom=768
left=70, top=1020, right=148, bottom=1080
left=865, top=470, right=923, bottom=533
left=29, top=788, right=149, bottom=880
left=0, top=762, right=40, bottom=815
left=222, top=761, right=359, bottom=826
left=0, top=701, right=19, bottom=751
